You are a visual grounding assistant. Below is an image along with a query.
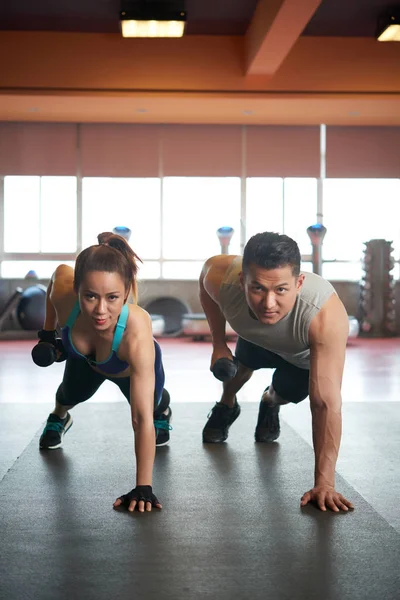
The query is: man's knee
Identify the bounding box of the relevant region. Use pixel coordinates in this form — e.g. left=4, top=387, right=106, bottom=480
left=235, top=362, right=254, bottom=383
left=264, top=383, right=309, bottom=406
left=262, top=385, right=287, bottom=406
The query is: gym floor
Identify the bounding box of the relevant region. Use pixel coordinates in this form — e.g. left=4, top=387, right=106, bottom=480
left=1, top=338, right=399, bottom=600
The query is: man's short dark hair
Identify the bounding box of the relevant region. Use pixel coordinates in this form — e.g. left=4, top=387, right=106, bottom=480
left=242, top=232, right=301, bottom=277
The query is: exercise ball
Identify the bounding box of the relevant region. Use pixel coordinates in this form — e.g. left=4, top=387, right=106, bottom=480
left=144, top=297, right=190, bottom=337
left=16, top=285, right=47, bottom=331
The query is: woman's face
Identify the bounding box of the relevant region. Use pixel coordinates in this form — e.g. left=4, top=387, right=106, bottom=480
left=78, top=270, right=127, bottom=331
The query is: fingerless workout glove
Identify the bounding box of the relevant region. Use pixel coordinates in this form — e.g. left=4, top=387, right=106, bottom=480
left=118, top=486, right=160, bottom=509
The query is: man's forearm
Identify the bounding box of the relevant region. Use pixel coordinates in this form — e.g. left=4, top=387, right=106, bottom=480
left=310, top=402, right=342, bottom=487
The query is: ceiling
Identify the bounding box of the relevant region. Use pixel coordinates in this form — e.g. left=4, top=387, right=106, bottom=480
left=303, top=0, right=393, bottom=37
left=0, top=0, right=390, bottom=36
left=0, top=0, right=260, bottom=35
left=0, top=0, right=399, bottom=126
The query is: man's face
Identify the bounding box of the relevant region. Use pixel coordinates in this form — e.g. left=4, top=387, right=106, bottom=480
left=240, top=264, right=304, bottom=325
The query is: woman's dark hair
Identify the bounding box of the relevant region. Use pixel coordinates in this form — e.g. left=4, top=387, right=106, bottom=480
left=242, top=232, right=301, bottom=277
left=74, top=232, right=142, bottom=302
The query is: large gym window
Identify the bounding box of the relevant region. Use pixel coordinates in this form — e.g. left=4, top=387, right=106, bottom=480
left=283, top=178, right=318, bottom=256
left=4, top=176, right=77, bottom=253
left=246, top=178, right=284, bottom=240
left=82, top=177, right=161, bottom=259
left=162, top=178, right=241, bottom=263
left=322, top=179, right=400, bottom=280
left=1, top=261, right=75, bottom=279
left=245, top=177, right=318, bottom=256
left=162, top=261, right=205, bottom=280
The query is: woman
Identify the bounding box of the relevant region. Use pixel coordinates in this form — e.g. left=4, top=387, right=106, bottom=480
left=36, top=232, right=171, bottom=513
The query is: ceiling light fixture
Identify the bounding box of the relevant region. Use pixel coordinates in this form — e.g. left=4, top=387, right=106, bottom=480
left=376, top=8, right=400, bottom=41
left=120, top=1, right=187, bottom=38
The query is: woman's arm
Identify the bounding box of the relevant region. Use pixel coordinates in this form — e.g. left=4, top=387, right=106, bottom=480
left=114, top=308, right=161, bottom=512
left=43, top=264, right=75, bottom=330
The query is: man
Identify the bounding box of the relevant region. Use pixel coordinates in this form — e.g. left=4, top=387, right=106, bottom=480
left=199, top=231, right=354, bottom=513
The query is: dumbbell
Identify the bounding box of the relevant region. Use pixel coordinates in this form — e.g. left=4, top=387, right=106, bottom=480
left=31, top=332, right=67, bottom=367
left=211, top=357, right=238, bottom=382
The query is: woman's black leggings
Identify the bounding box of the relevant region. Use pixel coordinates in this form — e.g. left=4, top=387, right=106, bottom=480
left=56, top=356, right=170, bottom=418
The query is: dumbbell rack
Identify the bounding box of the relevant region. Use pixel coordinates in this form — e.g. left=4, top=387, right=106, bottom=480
left=359, top=239, right=397, bottom=337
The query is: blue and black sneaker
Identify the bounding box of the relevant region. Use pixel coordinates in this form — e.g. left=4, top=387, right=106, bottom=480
left=154, top=407, right=172, bottom=447
left=39, top=413, right=73, bottom=450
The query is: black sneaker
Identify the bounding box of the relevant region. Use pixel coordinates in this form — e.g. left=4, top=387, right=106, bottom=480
left=202, top=398, right=241, bottom=443
left=255, top=395, right=280, bottom=443
left=39, top=413, right=73, bottom=450
left=154, top=407, right=172, bottom=447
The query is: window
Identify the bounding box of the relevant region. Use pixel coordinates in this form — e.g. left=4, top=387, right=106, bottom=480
left=246, top=178, right=283, bottom=241
left=4, top=176, right=77, bottom=253
left=323, top=179, right=400, bottom=280
left=283, top=178, right=318, bottom=256
left=82, top=178, right=161, bottom=259
left=137, top=261, right=161, bottom=280
left=1, top=261, right=75, bottom=279
left=162, top=261, right=204, bottom=280
left=162, top=178, right=241, bottom=260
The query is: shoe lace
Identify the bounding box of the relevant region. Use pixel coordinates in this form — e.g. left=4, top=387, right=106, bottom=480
left=207, top=403, right=234, bottom=424
left=154, top=419, right=172, bottom=431
left=44, top=421, right=65, bottom=433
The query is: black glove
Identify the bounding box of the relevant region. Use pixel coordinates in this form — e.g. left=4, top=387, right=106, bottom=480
left=31, top=329, right=67, bottom=367
left=212, top=357, right=239, bottom=382
left=117, top=486, right=161, bottom=510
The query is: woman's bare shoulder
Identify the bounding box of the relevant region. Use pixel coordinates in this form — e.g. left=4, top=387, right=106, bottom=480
left=126, top=304, right=153, bottom=334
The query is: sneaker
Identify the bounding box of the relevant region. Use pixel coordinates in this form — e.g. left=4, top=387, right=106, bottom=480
left=39, top=413, right=73, bottom=450
left=154, top=407, right=172, bottom=447
left=255, top=391, right=280, bottom=443
left=202, top=398, right=241, bottom=443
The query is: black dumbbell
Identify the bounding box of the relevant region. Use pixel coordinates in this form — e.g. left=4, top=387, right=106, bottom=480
left=31, top=339, right=67, bottom=367
left=211, top=357, right=238, bottom=382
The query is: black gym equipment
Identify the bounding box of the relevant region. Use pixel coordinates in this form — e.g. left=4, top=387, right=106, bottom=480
left=212, top=357, right=238, bottom=382
left=144, top=297, right=190, bottom=337
left=31, top=330, right=67, bottom=367
left=0, top=285, right=47, bottom=335
left=16, top=285, right=47, bottom=330
left=0, top=288, right=23, bottom=331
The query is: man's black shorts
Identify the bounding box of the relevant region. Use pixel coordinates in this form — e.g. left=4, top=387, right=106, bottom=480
left=235, top=337, right=309, bottom=404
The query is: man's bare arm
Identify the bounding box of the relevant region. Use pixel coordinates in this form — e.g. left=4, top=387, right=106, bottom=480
left=199, top=255, right=234, bottom=350
left=301, top=293, right=354, bottom=512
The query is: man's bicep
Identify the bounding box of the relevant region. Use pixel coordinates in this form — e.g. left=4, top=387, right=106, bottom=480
left=309, top=302, right=348, bottom=406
